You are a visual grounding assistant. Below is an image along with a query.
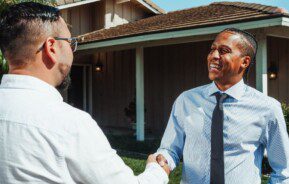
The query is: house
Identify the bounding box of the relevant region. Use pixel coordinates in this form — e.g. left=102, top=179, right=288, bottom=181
left=61, top=1, right=289, bottom=141
left=54, top=0, right=164, bottom=118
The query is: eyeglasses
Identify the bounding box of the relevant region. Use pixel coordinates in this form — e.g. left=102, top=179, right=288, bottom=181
left=54, top=37, right=78, bottom=52
left=37, top=37, right=78, bottom=53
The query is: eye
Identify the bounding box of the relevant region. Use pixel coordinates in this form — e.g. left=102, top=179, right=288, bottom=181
left=219, top=48, right=230, bottom=55
left=210, top=47, right=216, bottom=53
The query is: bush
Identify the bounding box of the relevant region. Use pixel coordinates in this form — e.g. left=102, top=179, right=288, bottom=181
left=282, top=103, right=289, bottom=133
left=0, top=51, right=8, bottom=81
left=0, top=0, right=57, bottom=13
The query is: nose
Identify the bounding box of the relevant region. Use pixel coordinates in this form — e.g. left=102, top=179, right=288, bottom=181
left=210, top=49, right=220, bottom=61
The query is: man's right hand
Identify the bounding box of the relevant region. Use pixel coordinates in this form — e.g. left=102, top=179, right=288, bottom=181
left=147, top=154, right=171, bottom=175
left=156, top=154, right=170, bottom=175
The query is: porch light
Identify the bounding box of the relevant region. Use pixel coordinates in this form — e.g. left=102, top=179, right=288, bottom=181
left=95, top=61, right=103, bottom=72
left=268, top=65, right=278, bottom=80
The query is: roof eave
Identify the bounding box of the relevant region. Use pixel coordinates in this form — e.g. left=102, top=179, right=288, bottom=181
left=134, top=0, right=165, bottom=14
left=78, top=16, right=286, bottom=51
left=282, top=16, right=289, bottom=26
left=57, top=0, right=101, bottom=10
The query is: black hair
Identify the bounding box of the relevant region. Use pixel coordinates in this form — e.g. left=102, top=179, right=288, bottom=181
left=220, top=28, right=258, bottom=85
left=0, top=2, right=60, bottom=63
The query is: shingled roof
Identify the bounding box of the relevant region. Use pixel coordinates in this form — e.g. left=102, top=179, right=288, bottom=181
left=79, top=1, right=289, bottom=44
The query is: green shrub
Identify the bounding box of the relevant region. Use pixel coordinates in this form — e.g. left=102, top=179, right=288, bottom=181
left=282, top=103, right=289, bottom=134
left=0, top=51, right=8, bottom=81
left=0, top=0, right=57, bottom=13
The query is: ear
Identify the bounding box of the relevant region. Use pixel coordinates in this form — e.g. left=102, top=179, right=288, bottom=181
left=241, top=56, right=251, bottom=70
left=43, top=37, right=57, bottom=68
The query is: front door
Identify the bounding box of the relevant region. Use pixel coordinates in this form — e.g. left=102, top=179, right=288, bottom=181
left=67, top=65, right=92, bottom=113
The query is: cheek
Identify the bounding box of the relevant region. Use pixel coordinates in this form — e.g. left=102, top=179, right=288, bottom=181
left=58, top=63, right=71, bottom=76
left=61, top=48, right=73, bottom=64
left=206, top=55, right=211, bottom=64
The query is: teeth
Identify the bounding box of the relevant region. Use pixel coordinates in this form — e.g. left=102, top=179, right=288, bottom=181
left=210, top=64, right=221, bottom=69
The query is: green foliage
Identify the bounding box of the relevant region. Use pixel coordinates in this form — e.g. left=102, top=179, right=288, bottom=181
left=0, top=51, right=8, bottom=80
left=282, top=103, right=289, bottom=133
left=122, top=156, right=183, bottom=184
left=0, top=0, right=57, bottom=13
left=108, top=135, right=161, bottom=155
left=122, top=156, right=269, bottom=184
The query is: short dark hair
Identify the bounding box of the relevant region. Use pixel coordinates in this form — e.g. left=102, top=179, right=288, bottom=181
left=0, top=2, right=60, bottom=65
left=220, top=28, right=258, bottom=64
left=219, top=28, right=258, bottom=84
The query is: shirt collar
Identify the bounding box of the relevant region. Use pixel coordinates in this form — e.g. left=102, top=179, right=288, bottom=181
left=0, top=74, right=63, bottom=102
left=207, top=79, right=246, bottom=101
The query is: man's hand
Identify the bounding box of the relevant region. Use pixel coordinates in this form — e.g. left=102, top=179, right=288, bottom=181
left=147, top=154, right=170, bottom=175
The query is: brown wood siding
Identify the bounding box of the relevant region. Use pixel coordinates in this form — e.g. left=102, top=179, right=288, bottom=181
left=63, top=2, right=104, bottom=36
left=144, top=41, right=212, bottom=135
left=91, top=50, right=136, bottom=133
left=268, top=36, right=289, bottom=104
left=105, top=0, right=149, bottom=28
left=92, top=1, right=105, bottom=30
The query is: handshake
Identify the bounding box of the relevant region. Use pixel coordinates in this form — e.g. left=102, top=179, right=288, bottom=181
left=147, top=154, right=171, bottom=175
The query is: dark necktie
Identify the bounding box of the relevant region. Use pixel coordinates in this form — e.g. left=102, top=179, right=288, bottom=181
left=210, top=93, right=227, bottom=184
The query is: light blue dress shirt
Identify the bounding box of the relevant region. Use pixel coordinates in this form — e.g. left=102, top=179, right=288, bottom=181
left=157, top=79, right=289, bottom=184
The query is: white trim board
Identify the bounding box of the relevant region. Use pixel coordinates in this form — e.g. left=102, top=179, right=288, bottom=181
left=134, top=0, right=162, bottom=14
left=57, top=0, right=101, bottom=10
left=116, top=0, right=131, bottom=4
left=78, top=17, right=285, bottom=51
left=282, top=17, right=289, bottom=27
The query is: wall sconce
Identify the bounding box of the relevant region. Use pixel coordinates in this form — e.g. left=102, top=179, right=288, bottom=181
left=95, top=61, right=103, bottom=72
left=268, top=65, right=278, bottom=80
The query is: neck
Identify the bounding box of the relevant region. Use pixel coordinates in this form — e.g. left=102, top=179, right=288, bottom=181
left=9, top=68, right=56, bottom=87
left=214, top=78, right=242, bottom=91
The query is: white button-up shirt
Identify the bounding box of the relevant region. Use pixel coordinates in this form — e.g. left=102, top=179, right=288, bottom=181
left=0, top=74, right=168, bottom=184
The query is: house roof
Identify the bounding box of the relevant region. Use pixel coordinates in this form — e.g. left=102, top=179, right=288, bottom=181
left=56, top=0, right=164, bottom=14
left=79, top=1, right=289, bottom=44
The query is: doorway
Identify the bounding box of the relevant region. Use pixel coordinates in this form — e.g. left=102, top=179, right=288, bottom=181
left=67, top=64, right=92, bottom=114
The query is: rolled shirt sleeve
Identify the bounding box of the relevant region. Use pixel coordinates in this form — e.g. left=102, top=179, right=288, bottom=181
left=156, top=98, right=185, bottom=171
left=64, top=113, right=169, bottom=184
left=263, top=102, right=289, bottom=184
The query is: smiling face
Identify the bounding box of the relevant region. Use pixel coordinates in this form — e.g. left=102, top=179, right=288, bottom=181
left=207, top=31, right=250, bottom=89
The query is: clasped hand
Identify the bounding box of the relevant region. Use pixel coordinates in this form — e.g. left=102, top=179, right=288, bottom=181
left=147, top=154, right=170, bottom=175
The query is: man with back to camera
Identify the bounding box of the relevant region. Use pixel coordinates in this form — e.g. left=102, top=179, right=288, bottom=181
left=155, top=28, right=289, bottom=184
left=0, top=2, right=170, bottom=183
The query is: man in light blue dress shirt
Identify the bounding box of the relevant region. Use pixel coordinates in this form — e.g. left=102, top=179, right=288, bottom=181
left=156, top=28, right=289, bottom=184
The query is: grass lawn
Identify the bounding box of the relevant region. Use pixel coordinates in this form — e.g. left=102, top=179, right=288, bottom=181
left=108, top=135, right=270, bottom=183
left=122, top=156, right=269, bottom=184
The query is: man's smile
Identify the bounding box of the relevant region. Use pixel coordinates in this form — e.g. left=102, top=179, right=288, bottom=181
left=209, top=62, right=223, bottom=72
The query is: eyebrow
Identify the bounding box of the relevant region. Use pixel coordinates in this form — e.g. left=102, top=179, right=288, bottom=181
left=211, top=44, right=232, bottom=51
left=219, top=45, right=232, bottom=50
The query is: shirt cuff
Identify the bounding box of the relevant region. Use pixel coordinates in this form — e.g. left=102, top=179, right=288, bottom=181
left=155, top=150, right=177, bottom=171
left=145, top=162, right=169, bottom=184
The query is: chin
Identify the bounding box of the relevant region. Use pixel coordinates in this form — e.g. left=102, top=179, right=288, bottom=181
left=208, top=73, right=217, bottom=81
left=56, top=64, right=72, bottom=92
